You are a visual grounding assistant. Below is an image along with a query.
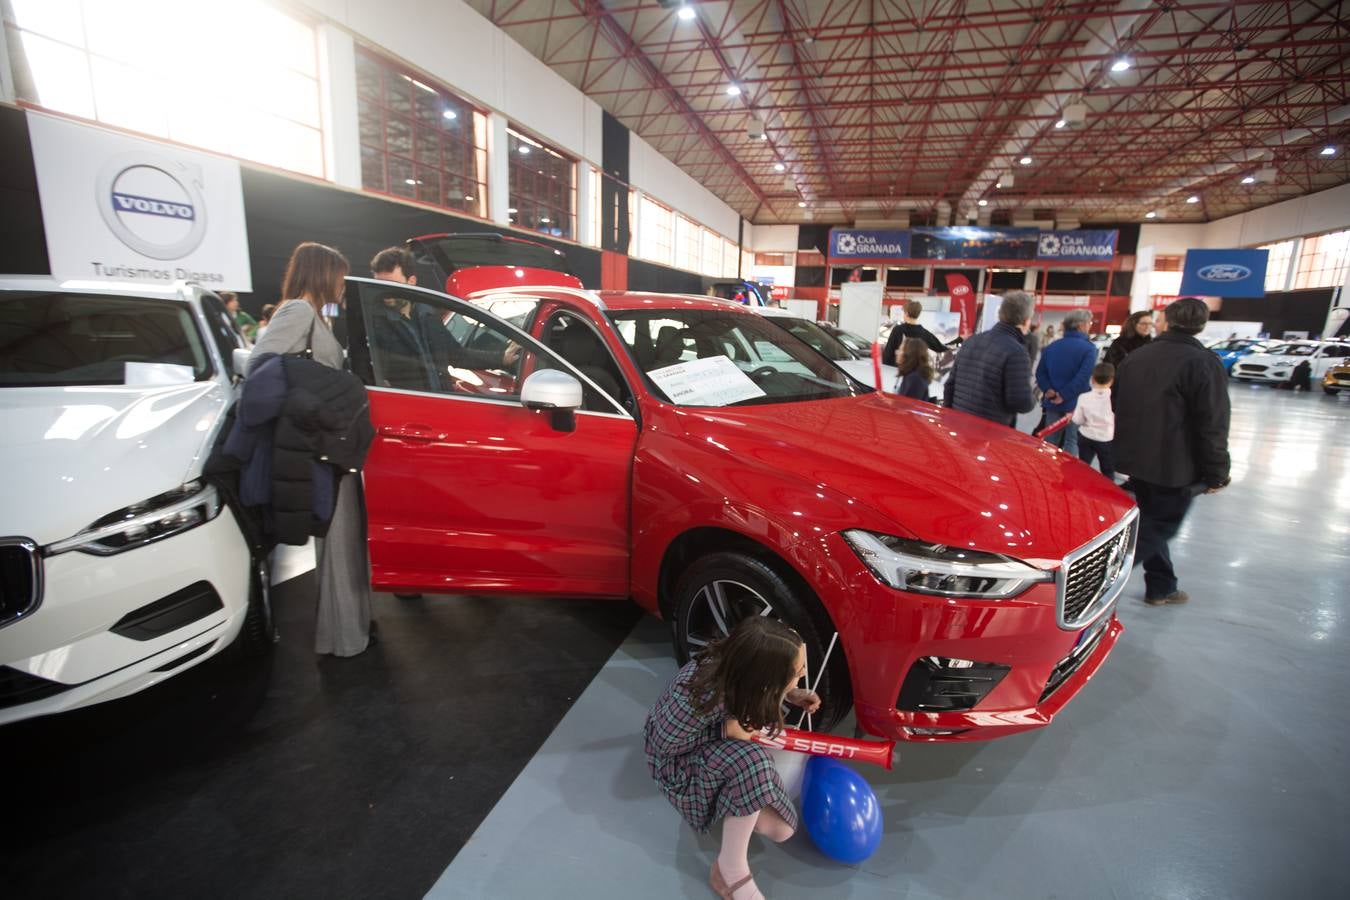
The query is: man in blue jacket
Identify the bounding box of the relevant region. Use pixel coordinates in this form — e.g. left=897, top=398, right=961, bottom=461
left=943, top=291, right=1035, bottom=426
left=1035, top=309, right=1097, bottom=453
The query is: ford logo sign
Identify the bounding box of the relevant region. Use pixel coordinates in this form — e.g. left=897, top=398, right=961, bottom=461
left=1197, top=264, right=1252, bottom=282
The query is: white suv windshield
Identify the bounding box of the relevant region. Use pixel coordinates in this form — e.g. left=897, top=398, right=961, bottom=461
left=0, top=292, right=210, bottom=387
left=608, top=308, right=868, bottom=407
left=1265, top=344, right=1315, bottom=356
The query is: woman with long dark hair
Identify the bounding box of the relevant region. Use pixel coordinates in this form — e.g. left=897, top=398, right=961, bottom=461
left=1105, top=310, right=1154, bottom=368
left=249, top=242, right=374, bottom=657
left=896, top=337, right=935, bottom=402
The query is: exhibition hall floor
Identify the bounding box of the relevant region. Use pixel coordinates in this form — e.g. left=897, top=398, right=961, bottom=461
left=2, top=386, right=1347, bottom=899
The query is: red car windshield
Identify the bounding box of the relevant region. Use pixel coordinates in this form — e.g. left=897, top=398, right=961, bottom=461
left=607, top=308, right=868, bottom=407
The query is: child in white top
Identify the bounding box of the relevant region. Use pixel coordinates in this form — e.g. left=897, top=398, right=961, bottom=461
left=1072, top=362, right=1116, bottom=479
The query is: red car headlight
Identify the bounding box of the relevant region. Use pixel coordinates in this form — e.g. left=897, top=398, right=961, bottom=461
left=843, top=530, right=1053, bottom=599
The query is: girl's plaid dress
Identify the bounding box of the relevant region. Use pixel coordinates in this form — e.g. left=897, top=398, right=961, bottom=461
left=644, top=659, right=797, bottom=834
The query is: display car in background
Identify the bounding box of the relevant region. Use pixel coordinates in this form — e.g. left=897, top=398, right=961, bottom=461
left=1230, top=340, right=1350, bottom=384
left=0, top=277, right=270, bottom=725
left=1324, top=362, right=1350, bottom=395
left=752, top=306, right=898, bottom=389
left=337, top=235, right=1138, bottom=743
left=1209, top=338, right=1273, bottom=373
left=818, top=323, right=874, bottom=357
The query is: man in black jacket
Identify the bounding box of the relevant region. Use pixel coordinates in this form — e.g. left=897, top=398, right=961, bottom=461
left=883, top=300, right=948, bottom=364
left=1115, top=297, right=1231, bottom=606
left=943, top=291, right=1035, bottom=426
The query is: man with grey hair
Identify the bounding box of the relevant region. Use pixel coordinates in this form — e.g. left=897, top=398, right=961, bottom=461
left=1115, top=297, right=1231, bottom=606
left=1035, top=308, right=1097, bottom=453
left=942, top=291, right=1035, bottom=425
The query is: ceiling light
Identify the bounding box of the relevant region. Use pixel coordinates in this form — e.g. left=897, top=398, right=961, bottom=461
left=977, top=199, right=988, bottom=207
left=519, top=145, right=531, bottom=155
left=464, top=195, right=474, bottom=201
left=443, top=110, right=457, bottom=120
left=1321, top=146, right=1337, bottom=156
left=540, top=217, right=551, bottom=223
left=726, top=84, right=742, bottom=96
left=797, top=200, right=807, bottom=208
left=1186, top=195, right=1200, bottom=203
left=404, top=178, right=417, bottom=185
left=1019, top=156, right=1032, bottom=165
left=1055, top=119, right=1066, bottom=129
left=995, top=181, right=1003, bottom=189
left=1110, top=58, right=1131, bottom=73
left=1145, top=211, right=1157, bottom=219
left=508, top=207, right=517, bottom=214
left=1240, top=175, right=1255, bottom=185
left=676, top=5, right=696, bottom=21
left=774, top=162, right=786, bottom=172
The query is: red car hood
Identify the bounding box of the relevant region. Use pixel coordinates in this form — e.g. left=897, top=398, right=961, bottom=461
left=669, top=393, right=1132, bottom=567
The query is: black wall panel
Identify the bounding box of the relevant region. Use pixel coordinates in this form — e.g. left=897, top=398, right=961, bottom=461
left=797, top=224, right=830, bottom=253
left=240, top=169, right=601, bottom=311
left=627, top=258, right=706, bottom=295
left=0, top=105, right=50, bottom=275
left=1215, top=288, right=1334, bottom=337
left=599, top=112, right=631, bottom=255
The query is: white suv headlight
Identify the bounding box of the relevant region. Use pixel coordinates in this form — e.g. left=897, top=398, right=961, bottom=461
left=843, top=530, right=1053, bottom=599
left=45, top=480, right=223, bottom=557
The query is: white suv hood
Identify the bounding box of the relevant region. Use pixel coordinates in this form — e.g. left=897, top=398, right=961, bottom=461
left=0, top=382, right=230, bottom=545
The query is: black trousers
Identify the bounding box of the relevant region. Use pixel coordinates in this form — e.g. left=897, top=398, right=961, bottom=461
left=1131, top=480, right=1195, bottom=600
left=1078, top=436, right=1116, bottom=479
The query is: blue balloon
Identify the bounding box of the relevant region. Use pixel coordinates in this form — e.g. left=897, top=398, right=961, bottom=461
left=800, top=755, right=883, bottom=864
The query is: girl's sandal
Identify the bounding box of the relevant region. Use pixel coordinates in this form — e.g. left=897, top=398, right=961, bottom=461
left=710, top=860, right=758, bottom=899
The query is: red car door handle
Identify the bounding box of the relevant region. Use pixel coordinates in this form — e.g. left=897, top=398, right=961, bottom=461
left=379, top=425, right=441, bottom=443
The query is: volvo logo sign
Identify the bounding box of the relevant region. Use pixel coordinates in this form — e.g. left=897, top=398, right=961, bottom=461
left=95, top=155, right=208, bottom=260
left=1197, top=263, right=1252, bottom=282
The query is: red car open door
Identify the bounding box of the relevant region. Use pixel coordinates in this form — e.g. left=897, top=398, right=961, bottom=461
left=344, top=277, right=637, bottom=598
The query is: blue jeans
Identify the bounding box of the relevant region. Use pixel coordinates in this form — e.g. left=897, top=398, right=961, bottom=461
left=1043, top=414, right=1079, bottom=455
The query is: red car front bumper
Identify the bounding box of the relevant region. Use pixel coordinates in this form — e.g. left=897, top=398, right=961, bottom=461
left=808, top=535, right=1124, bottom=743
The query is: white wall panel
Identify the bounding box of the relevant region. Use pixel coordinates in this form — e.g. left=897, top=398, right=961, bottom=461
left=629, top=134, right=739, bottom=238
left=749, top=224, right=799, bottom=251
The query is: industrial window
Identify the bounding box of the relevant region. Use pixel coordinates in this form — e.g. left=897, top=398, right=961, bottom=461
left=508, top=128, right=575, bottom=240
left=723, top=238, right=739, bottom=279
left=7, top=0, right=324, bottom=177
left=639, top=196, right=674, bottom=265
left=701, top=229, right=723, bottom=277
left=1261, top=240, right=1296, bottom=292
left=356, top=49, right=488, bottom=218
left=675, top=216, right=700, bottom=272
left=1292, top=230, right=1350, bottom=291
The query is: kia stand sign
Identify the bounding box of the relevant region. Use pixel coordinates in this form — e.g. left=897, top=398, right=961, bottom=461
left=1178, top=248, right=1269, bottom=298
left=27, top=112, right=252, bottom=291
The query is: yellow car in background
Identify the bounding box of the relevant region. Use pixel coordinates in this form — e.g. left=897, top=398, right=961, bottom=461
left=1324, top=363, right=1350, bottom=395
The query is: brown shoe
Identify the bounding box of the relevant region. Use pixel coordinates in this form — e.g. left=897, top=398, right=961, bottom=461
left=1145, top=591, right=1189, bottom=606
left=710, top=861, right=757, bottom=899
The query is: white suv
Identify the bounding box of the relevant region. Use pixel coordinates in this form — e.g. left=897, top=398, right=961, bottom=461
left=1231, top=340, right=1350, bottom=384
left=0, top=277, right=268, bottom=725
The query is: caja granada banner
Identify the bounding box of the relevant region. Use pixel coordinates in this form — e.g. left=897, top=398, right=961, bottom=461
left=27, top=112, right=252, bottom=290
left=830, top=227, right=1118, bottom=263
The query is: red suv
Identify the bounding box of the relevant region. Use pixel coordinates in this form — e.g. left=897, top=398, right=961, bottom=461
left=343, top=235, right=1136, bottom=742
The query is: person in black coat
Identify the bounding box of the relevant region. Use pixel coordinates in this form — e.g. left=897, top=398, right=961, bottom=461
left=369, top=247, right=517, bottom=388
left=883, top=300, right=948, bottom=365
left=1105, top=310, right=1154, bottom=368
left=1115, top=298, right=1231, bottom=606
left=943, top=291, right=1035, bottom=426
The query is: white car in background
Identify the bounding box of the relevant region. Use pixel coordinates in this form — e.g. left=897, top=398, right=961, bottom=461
left=753, top=306, right=900, bottom=389
left=0, top=277, right=270, bottom=725
left=1230, top=340, right=1350, bottom=384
